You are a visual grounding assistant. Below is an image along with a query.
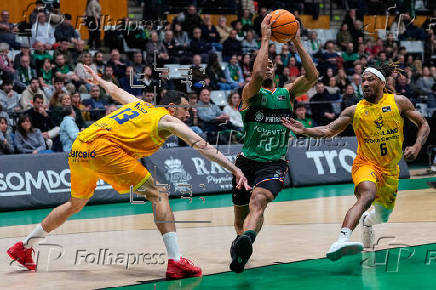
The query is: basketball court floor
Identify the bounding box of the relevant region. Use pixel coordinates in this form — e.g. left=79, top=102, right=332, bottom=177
left=1, top=169, right=435, bottom=289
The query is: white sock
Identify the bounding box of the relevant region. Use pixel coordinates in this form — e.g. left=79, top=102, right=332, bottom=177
left=338, top=227, right=352, bottom=242
left=23, top=224, right=48, bottom=248
left=162, top=232, right=181, bottom=261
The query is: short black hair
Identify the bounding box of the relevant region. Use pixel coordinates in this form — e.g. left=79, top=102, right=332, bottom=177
left=294, top=102, right=306, bottom=110
left=33, top=94, right=44, bottom=102
left=1, top=79, right=12, bottom=87
left=31, top=76, right=39, bottom=82
left=54, top=77, right=64, bottom=83
left=62, top=105, right=73, bottom=117
left=159, top=90, right=184, bottom=106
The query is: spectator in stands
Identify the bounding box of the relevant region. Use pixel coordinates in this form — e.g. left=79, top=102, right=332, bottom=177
left=162, top=30, right=178, bottom=64
left=54, top=14, right=80, bottom=43
left=85, top=0, right=102, bottom=49
left=106, top=48, right=127, bottom=79
left=83, top=85, right=107, bottom=120
left=0, top=10, right=20, bottom=49
left=38, top=58, right=54, bottom=97
left=21, top=77, right=48, bottom=110
left=183, top=5, right=203, bottom=38
left=101, top=65, right=119, bottom=87
left=141, top=87, right=155, bottom=103
left=131, top=51, right=145, bottom=76
left=15, top=55, right=36, bottom=92
left=342, top=42, right=358, bottom=71
left=173, top=22, right=190, bottom=51
left=31, top=11, right=55, bottom=49
left=201, top=14, right=221, bottom=51
left=428, top=84, right=436, bottom=109
left=399, top=13, right=426, bottom=41
left=310, top=82, right=336, bottom=126
left=223, top=92, right=243, bottom=131
left=197, top=87, right=229, bottom=141
left=288, top=57, right=300, bottom=77
left=32, top=41, right=53, bottom=71
left=341, top=84, right=359, bottom=109
left=145, top=31, right=169, bottom=65
left=0, top=42, right=14, bottom=80
left=71, top=91, right=89, bottom=123
left=140, top=65, right=157, bottom=89
left=0, top=80, right=20, bottom=113
left=206, top=53, right=230, bottom=90
left=54, top=54, right=79, bottom=84
left=25, top=94, right=58, bottom=150
left=93, top=52, right=106, bottom=75
left=119, top=66, right=142, bottom=96
left=321, top=67, right=334, bottom=85
left=14, top=114, right=49, bottom=154
left=416, top=66, right=435, bottom=96
left=294, top=102, right=313, bottom=129
left=304, top=31, right=322, bottom=59
left=241, top=53, right=252, bottom=79
left=240, top=9, right=253, bottom=31
left=321, top=41, right=341, bottom=73
left=71, top=39, right=85, bottom=64
left=232, top=20, right=245, bottom=42
left=268, top=43, right=277, bottom=61
left=395, top=74, right=412, bottom=100
left=54, top=40, right=73, bottom=67
left=60, top=106, right=79, bottom=152
left=222, top=30, right=242, bottom=62
left=326, top=77, right=341, bottom=98
left=279, top=67, right=292, bottom=87
left=224, top=54, right=245, bottom=89
left=335, top=68, right=348, bottom=92
left=336, top=23, right=353, bottom=51
left=288, top=42, right=302, bottom=64
left=29, top=1, right=46, bottom=25
left=0, top=116, right=14, bottom=154
left=13, top=43, right=31, bottom=70
left=183, top=93, right=205, bottom=139
left=351, top=73, right=364, bottom=100
left=253, top=6, right=267, bottom=37
left=189, top=27, right=212, bottom=63
left=241, top=30, right=258, bottom=54
left=191, top=54, right=208, bottom=89
left=216, top=16, right=232, bottom=44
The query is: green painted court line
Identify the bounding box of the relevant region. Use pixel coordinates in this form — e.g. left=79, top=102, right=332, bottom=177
left=0, top=178, right=434, bottom=228
left=107, top=243, right=436, bottom=290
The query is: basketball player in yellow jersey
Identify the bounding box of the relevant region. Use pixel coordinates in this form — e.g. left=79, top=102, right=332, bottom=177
left=282, top=62, right=430, bottom=261
left=7, top=65, right=250, bottom=279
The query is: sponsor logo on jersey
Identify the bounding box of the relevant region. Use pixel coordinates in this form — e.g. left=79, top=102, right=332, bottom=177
left=277, top=95, right=286, bottom=101
left=255, top=111, right=264, bottom=122
left=382, top=106, right=391, bottom=112
left=374, top=116, right=384, bottom=129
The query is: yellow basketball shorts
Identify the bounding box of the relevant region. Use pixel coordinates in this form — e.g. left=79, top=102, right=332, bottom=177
left=352, top=157, right=399, bottom=210
left=68, top=138, right=151, bottom=199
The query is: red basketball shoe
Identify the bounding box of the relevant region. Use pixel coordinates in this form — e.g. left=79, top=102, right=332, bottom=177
left=7, top=241, right=37, bottom=271
left=166, top=257, right=202, bottom=280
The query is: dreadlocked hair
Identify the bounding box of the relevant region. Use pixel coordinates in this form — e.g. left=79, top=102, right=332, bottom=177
left=366, top=62, right=404, bottom=94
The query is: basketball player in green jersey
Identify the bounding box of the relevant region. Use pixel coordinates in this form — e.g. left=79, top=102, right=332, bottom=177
left=230, top=15, right=319, bottom=273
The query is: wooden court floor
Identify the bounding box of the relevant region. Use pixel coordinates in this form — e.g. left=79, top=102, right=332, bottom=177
left=0, top=173, right=435, bottom=290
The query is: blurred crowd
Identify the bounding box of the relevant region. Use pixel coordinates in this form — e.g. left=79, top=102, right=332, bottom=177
left=1, top=0, right=436, bottom=155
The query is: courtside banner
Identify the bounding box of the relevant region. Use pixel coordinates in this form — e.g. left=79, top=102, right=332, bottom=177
left=0, top=153, right=127, bottom=211
left=287, top=137, right=410, bottom=187
left=142, top=145, right=244, bottom=197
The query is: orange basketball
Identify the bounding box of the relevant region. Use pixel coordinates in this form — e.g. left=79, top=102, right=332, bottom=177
left=270, top=9, right=298, bottom=43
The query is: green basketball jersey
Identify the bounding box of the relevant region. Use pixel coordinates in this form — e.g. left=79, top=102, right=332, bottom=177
left=240, top=87, right=293, bottom=162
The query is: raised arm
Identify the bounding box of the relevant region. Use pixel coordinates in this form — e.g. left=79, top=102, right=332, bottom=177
left=282, top=105, right=355, bottom=138
left=240, top=14, right=272, bottom=110
left=83, top=64, right=139, bottom=105
left=158, top=115, right=251, bottom=191
left=285, top=24, right=319, bottom=98
left=395, top=94, right=430, bottom=161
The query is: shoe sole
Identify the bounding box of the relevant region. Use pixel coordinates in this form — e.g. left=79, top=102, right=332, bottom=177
left=166, top=271, right=202, bottom=280
left=326, top=243, right=363, bottom=262
left=230, top=235, right=252, bottom=273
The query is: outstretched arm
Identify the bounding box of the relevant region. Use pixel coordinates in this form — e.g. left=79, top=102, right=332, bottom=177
left=285, top=24, right=319, bottom=98
left=282, top=105, right=355, bottom=138
left=158, top=115, right=251, bottom=191
left=396, top=95, right=430, bottom=161
left=83, top=65, right=139, bottom=105
left=240, top=14, right=272, bottom=110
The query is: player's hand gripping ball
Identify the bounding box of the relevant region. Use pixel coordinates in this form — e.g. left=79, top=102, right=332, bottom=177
left=270, top=9, right=299, bottom=43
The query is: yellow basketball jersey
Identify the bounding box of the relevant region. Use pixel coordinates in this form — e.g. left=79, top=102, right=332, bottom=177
left=77, top=100, right=169, bottom=158
left=353, top=94, right=404, bottom=171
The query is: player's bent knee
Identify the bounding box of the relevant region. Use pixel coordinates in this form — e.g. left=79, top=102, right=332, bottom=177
left=249, top=190, right=272, bottom=210
left=69, top=198, right=88, bottom=214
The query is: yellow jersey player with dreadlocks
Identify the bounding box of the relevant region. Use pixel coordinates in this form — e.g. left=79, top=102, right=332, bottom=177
left=282, top=62, right=430, bottom=261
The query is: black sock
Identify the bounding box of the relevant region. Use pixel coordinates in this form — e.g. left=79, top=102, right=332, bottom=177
left=243, top=230, right=257, bottom=243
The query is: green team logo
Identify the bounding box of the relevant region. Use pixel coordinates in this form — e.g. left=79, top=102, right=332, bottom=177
left=255, top=111, right=264, bottom=122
